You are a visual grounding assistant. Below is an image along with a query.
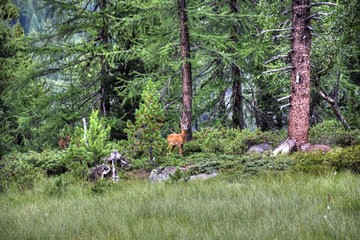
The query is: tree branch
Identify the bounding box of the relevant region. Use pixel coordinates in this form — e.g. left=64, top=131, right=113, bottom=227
left=309, top=2, right=337, bottom=8
left=264, top=54, right=289, bottom=64
left=256, top=28, right=292, bottom=36
left=279, top=103, right=290, bottom=110
left=262, top=66, right=293, bottom=74
left=318, top=90, right=335, bottom=104
left=307, top=12, right=329, bottom=21
left=314, top=68, right=350, bottom=130
left=277, top=95, right=291, bottom=102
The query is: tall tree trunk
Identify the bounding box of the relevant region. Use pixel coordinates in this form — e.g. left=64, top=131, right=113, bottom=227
left=100, top=62, right=111, bottom=116
left=230, top=0, right=245, bottom=129
left=288, top=0, right=311, bottom=148
left=99, top=0, right=111, bottom=116
left=178, top=0, right=192, bottom=141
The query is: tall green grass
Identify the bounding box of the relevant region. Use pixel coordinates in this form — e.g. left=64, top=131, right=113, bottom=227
left=0, top=172, right=359, bottom=240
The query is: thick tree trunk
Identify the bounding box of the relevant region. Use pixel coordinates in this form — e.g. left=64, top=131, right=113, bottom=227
left=288, top=0, right=312, bottom=148
left=178, top=0, right=192, bottom=141
left=230, top=0, right=245, bottom=129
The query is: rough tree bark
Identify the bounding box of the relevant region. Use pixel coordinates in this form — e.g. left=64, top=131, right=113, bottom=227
left=288, top=0, right=312, bottom=149
left=230, top=0, right=245, bottom=129
left=178, top=0, right=192, bottom=141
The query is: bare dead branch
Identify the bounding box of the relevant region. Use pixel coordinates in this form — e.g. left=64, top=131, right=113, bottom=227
left=277, top=95, right=291, bottom=102
left=280, top=103, right=290, bottom=110
left=262, top=66, right=293, bottom=74
left=318, top=90, right=335, bottom=104
left=314, top=67, right=350, bottom=130
left=79, top=91, right=99, bottom=108
left=309, top=2, right=337, bottom=8
left=307, top=12, right=329, bottom=20
left=264, top=54, right=289, bottom=64
left=256, top=28, right=292, bottom=36
left=164, top=95, right=182, bottom=110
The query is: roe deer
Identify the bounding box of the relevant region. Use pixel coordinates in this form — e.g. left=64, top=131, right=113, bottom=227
left=166, top=121, right=188, bottom=155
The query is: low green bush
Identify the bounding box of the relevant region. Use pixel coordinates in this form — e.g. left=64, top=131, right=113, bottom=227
left=290, top=151, right=335, bottom=174
left=64, top=110, right=113, bottom=167
left=327, top=145, right=360, bottom=173
left=187, top=127, right=285, bottom=155
left=0, top=150, right=66, bottom=192
left=309, top=120, right=360, bottom=146
left=290, top=145, right=360, bottom=174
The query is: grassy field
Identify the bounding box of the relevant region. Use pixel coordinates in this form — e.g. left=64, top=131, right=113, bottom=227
left=0, top=172, right=359, bottom=240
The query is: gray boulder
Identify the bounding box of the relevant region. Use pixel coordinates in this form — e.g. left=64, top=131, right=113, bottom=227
left=247, top=143, right=272, bottom=154
left=149, top=166, right=218, bottom=182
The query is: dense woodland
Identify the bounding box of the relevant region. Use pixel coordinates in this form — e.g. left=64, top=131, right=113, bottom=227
left=1, top=2, right=359, bottom=238
left=0, top=0, right=360, bottom=183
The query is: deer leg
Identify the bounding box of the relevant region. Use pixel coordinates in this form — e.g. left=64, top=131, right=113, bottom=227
left=179, top=144, right=183, bottom=155
left=171, top=145, right=175, bottom=152
left=168, top=145, right=175, bottom=153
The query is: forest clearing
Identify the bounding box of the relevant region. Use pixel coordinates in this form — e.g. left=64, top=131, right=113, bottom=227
left=1, top=0, right=359, bottom=239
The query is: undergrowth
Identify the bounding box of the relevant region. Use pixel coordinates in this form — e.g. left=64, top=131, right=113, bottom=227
left=1, top=120, right=359, bottom=193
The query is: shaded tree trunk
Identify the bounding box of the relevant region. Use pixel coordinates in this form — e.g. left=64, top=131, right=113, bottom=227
left=288, top=0, right=312, bottom=148
left=178, top=0, right=192, bottom=141
left=99, top=0, right=111, bottom=116
left=230, top=0, right=245, bottom=129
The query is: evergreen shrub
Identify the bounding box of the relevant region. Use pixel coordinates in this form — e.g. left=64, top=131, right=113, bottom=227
left=124, top=80, right=167, bottom=163
left=0, top=150, right=65, bottom=192
left=187, top=127, right=285, bottom=154
left=65, top=110, right=112, bottom=168
left=290, top=145, right=360, bottom=174
left=309, top=120, right=360, bottom=146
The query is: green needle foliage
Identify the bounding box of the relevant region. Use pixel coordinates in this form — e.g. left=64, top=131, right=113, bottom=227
left=125, top=79, right=166, bottom=163
left=66, top=110, right=111, bottom=167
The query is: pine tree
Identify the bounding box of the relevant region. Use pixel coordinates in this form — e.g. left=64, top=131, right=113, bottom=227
left=0, top=0, right=25, bottom=155
left=25, top=0, right=145, bottom=140
left=125, top=80, right=166, bottom=164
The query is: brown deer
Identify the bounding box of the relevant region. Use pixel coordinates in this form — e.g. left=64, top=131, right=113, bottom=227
left=166, top=121, right=188, bottom=155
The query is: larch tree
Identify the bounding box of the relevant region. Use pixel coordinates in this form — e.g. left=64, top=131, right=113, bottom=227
left=98, top=0, right=111, bottom=116
left=276, top=0, right=338, bottom=152
left=0, top=0, right=24, bottom=155
left=230, top=0, right=245, bottom=129
left=20, top=0, right=145, bottom=143
left=287, top=0, right=312, bottom=148
left=178, top=0, right=193, bottom=141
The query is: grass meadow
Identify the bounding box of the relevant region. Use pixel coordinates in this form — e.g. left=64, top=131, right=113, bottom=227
left=0, top=172, right=359, bottom=240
